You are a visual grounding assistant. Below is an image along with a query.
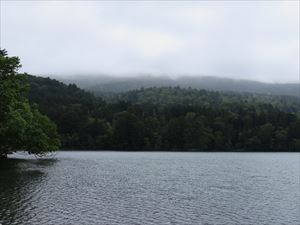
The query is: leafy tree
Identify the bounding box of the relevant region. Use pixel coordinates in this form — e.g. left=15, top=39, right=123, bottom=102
left=143, top=116, right=161, bottom=149
left=292, top=139, right=300, bottom=151
left=112, top=111, right=144, bottom=149
left=0, top=50, right=60, bottom=158
left=259, top=123, right=274, bottom=149
left=245, top=136, right=261, bottom=150
left=162, top=118, right=185, bottom=149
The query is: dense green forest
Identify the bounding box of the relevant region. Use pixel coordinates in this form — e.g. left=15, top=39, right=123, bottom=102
left=2, top=50, right=299, bottom=153
left=107, top=87, right=300, bottom=114
left=26, top=74, right=300, bottom=151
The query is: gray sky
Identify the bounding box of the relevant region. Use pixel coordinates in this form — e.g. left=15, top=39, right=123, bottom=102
left=1, top=1, right=299, bottom=83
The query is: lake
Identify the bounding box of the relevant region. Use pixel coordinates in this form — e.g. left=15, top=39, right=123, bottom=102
left=0, top=152, right=299, bottom=225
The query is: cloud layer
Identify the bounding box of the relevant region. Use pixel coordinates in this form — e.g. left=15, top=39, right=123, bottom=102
left=1, top=1, right=299, bottom=82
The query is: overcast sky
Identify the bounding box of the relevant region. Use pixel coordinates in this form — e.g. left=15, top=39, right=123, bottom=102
left=1, top=1, right=299, bottom=83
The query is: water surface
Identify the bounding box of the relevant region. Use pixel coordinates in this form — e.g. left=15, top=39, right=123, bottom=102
left=0, top=152, right=299, bottom=225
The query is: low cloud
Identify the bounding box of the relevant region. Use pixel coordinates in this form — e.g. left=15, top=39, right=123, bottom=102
left=1, top=1, right=299, bottom=82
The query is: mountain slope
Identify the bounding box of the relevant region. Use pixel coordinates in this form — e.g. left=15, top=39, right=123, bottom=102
left=60, top=75, right=299, bottom=97
left=25, top=75, right=300, bottom=151
left=108, top=87, right=300, bottom=114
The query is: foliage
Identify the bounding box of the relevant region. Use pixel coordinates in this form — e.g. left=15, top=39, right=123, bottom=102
left=26, top=75, right=300, bottom=151
left=0, top=50, right=60, bottom=158
left=109, top=87, right=300, bottom=115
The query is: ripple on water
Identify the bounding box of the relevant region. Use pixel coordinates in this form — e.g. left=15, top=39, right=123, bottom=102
left=0, top=152, right=299, bottom=225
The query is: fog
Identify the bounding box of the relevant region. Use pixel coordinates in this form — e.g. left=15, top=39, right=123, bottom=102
left=1, top=1, right=299, bottom=83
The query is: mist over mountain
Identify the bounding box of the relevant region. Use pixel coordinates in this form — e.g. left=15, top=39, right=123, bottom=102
left=25, top=74, right=300, bottom=150
left=57, top=75, right=299, bottom=97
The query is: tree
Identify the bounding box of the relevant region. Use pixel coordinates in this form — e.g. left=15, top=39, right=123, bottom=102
left=112, top=111, right=144, bottom=149
left=162, top=117, right=185, bottom=149
left=292, top=139, right=300, bottom=151
left=258, top=123, right=274, bottom=149
left=0, top=49, right=60, bottom=158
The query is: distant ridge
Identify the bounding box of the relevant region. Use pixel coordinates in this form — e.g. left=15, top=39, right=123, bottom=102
left=58, top=75, right=299, bottom=97
left=25, top=74, right=300, bottom=151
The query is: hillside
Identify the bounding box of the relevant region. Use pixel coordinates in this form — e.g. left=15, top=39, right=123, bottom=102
left=26, top=75, right=300, bottom=151
left=59, top=75, right=299, bottom=97
left=108, top=87, right=300, bottom=115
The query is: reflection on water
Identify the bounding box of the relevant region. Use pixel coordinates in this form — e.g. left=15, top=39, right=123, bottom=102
left=0, top=158, right=57, bottom=225
left=0, top=152, right=299, bottom=225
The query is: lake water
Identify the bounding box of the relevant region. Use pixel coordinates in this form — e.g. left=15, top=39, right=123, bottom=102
left=0, top=152, right=299, bottom=225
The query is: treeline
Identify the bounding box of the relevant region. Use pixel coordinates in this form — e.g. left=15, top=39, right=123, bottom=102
left=26, top=75, right=300, bottom=151
left=62, top=75, right=300, bottom=97
left=107, top=87, right=300, bottom=114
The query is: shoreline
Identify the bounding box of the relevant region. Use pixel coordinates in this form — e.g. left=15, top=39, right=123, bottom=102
left=58, top=149, right=300, bottom=153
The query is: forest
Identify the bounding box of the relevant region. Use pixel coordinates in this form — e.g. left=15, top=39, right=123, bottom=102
left=26, top=75, right=300, bottom=151
left=1, top=50, right=299, bottom=154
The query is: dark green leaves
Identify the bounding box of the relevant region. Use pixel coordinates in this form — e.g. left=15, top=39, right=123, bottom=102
left=0, top=50, right=60, bottom=157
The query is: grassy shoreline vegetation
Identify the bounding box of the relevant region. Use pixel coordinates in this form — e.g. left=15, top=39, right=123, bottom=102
left=1, top=51, right=300, bottom=157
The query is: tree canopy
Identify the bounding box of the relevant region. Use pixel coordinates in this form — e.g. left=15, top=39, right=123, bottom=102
left=0, top=50, right=60, bottom=158
left=1, top=50, right=299, bottom=153
left=26, top=74, right=300, bottom=151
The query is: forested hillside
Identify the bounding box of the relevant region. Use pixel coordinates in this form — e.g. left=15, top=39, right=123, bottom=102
left=26, top=75, right=300, bottom=151
left=108, top=87, right=300, bottom=115
left=61, top=75, right=299, bottom=97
